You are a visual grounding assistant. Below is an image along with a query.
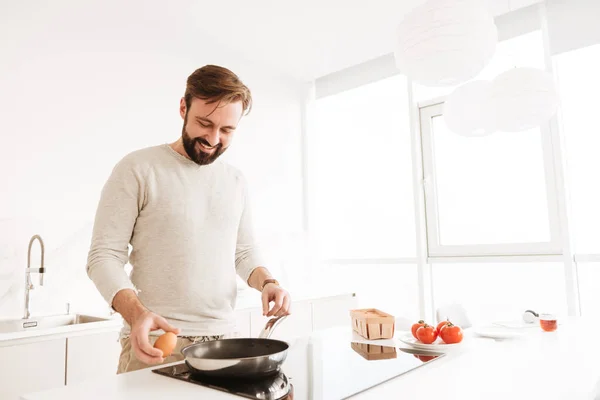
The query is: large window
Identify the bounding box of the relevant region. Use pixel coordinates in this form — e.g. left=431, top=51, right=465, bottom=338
left=308, top=11, right=599, bottom=321
left=553, top=43, right=600, bottom=319
left=414, top=27, right=563, bottom=258
left=420, top=103, right=560, bottom=256
left=312, top=74, right=416, bottom=260
left=554, top=44, right=600, bottom=254
left=418, top=27, right=571, bottom=319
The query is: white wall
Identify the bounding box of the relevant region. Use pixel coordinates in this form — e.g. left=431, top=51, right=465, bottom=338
left=0, top=1, right=305, bottom=318
left=546, top=0, right=600, bottom=56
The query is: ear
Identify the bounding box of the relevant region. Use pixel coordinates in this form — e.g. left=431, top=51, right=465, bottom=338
left=179, top=97, right=186, bottom=119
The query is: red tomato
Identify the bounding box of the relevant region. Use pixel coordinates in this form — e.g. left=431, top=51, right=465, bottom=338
left=440, top=323, right=463, bottom=344
left=436, top=320, right=450, bottom=334
left=416, top=324, right=438, bottom=344
left=411, top=320, right=426, bottom=339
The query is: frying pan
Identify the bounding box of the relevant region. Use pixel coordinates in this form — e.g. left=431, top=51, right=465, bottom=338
left=181, top=315, right=289, bottom=379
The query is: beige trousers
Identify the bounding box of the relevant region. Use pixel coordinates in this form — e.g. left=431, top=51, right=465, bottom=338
left=117, top=334, right=223, bottom=374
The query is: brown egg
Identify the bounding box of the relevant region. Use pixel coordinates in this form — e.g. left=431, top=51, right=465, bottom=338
left=153, top=332, right=178, bottom=357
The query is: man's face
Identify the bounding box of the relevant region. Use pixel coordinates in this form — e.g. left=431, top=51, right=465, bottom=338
left=180, top=97, right=243, bottom=165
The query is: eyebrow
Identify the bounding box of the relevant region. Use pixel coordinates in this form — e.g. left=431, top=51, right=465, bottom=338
left=196, top=116, right=237, bottom=130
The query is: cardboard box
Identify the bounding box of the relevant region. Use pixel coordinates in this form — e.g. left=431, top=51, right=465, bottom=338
left=350, top=308, right=395, bottom=340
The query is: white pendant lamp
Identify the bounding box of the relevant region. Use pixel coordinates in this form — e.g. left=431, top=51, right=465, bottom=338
left=489, top=67, right=560, bottom=132
left=443, top=80, right=496, bottom=137
left=394, top=0, right=498, bottom=87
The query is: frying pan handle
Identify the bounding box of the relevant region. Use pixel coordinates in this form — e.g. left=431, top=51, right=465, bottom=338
left=258, top=315, right=288, bottom=339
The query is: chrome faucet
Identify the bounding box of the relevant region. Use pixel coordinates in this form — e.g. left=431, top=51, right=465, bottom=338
left=24, top=234, right=45, bottom=320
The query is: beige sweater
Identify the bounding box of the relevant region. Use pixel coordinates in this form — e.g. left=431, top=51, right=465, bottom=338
left=86, top=144, right=263, bottom=336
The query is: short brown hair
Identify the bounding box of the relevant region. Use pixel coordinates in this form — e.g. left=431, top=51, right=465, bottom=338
left=184, top=65, right=252, bottom=116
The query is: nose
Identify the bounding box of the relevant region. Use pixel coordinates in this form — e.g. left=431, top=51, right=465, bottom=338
left=205, top=128, right=220, bottom=147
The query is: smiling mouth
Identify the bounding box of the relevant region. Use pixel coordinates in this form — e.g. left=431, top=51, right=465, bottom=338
left=197, top=141, right=217, bottom=152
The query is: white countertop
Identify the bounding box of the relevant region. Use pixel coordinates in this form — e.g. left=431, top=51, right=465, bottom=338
left=20, top=317, right=600, bottom=400
left=0, top=313, right=123, bottom=346
left=0, top=289, right=353, bottom=345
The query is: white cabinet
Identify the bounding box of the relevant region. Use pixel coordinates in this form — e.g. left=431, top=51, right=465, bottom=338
left=0, top=338, right=66, bottom=400
left=312, top=294, right=358, bottom=331
left=250, top=301, right=313, bottom=341
left=66, top=331, right=121, bottom=385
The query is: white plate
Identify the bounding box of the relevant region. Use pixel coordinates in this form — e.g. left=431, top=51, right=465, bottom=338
left=397, top=332, right=464, bottom=351
left=472, top=325, right=526, bottom=340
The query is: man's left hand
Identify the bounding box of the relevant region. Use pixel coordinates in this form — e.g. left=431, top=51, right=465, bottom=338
left=262, top=284, right=291, bottom=317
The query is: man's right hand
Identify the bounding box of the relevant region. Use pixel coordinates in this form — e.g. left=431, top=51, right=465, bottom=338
left=130, top=310, right=181, bottom=364
left=111, top=289, right=181, bottom=365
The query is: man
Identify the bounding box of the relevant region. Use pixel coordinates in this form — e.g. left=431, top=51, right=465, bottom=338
left=86, top=65, right=291, bottom=374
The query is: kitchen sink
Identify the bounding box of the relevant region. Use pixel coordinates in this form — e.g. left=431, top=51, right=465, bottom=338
left=0, top=313, right=111, bottom=334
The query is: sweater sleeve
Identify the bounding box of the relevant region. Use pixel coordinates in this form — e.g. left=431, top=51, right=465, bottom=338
left=86, top=156, right=144, bottom=307
left=234, top=175, right=265, bottom=284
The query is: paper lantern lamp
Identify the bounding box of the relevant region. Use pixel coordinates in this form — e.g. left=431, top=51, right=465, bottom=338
left=394, top=0, right=498, bottom=87
left=489, top=67, right=560, bottom=132
left=443, top=80, right=496, bottom=137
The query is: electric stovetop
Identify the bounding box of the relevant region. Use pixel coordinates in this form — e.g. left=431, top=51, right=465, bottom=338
left=152, top=328, right=446, bottom=400
left=153, top=362, right=292, bottom=400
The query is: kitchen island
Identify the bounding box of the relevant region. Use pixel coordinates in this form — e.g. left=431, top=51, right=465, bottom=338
left=0, top=291, right=357, bottom=399
left=19, top=317, right=600, bottom=400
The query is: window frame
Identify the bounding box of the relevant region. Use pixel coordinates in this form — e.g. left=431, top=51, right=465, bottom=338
left=418, top=101, right=563, bottom=257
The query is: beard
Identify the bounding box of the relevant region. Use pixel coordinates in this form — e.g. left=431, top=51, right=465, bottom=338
left=181, top=117, right=227, bottom=166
